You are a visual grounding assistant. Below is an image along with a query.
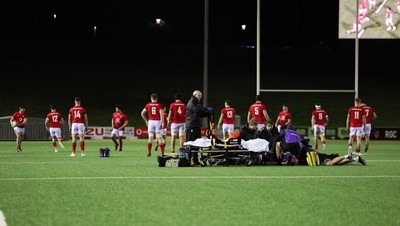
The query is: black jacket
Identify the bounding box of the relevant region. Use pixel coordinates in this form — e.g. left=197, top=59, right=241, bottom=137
left=186, top=95, right=209, bottom=128
left=239, top=126, right=258, bottom=141
left=258, top=126, right=279, bottom=143
left=258, top=126, right=280, bottom=150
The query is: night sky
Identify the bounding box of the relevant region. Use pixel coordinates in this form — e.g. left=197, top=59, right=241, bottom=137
left=1, top=0, right=398, bottom=83
left=1, top=0, right=337, bottom=45
left=2, top=1, right=396, bottom=81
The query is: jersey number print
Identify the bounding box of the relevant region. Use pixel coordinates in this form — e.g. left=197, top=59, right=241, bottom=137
left=74, top=111, right=82, bottom=119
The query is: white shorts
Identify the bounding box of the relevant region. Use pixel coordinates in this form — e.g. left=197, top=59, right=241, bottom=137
left=49, top=127, right=62, bottom=138
left=353, top=23, right=362, bottom=30
left=313, top=125, right=325, bottom=135
left=363, top=124, right=371, bottom=136
left=148, top=120, right=161, bottom=134
left=222, top=124, right=235, bottom=133
left=350, top=127, right=363, bottom=137
left=386, top=18, right=393, bottom=25
left=170, top=123, right=185, bottom=136
left=14, top=127, right=25, bottom=135
left=111, top=128, right=124, bottom=137
left=277, top=125, right=282, bottom=132
left=160, top=128, right=167, bottom=136
left=71, top=123, right=86, bottom=135
left=257, top=124, right=266, bottom=131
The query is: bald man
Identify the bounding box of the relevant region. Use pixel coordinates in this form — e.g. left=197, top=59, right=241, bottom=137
left=185, top=90, right=211, bottom=166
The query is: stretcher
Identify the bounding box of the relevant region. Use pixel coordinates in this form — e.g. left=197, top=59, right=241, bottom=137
left=182, top=108, right=269, bottom=166
left=184, top=137, right=269, bottom=166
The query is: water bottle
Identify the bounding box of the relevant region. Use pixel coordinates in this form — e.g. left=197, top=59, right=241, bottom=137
left=105, top=148, right=110, bottom=157
left=180, top=148, right=185, bottom=157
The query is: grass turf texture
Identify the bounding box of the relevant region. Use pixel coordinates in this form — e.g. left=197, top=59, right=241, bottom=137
left=0, top=139, right=399, bottom=226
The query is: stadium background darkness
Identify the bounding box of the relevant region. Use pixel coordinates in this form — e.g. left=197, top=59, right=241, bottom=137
left=0, top=0, right=398, bottom=127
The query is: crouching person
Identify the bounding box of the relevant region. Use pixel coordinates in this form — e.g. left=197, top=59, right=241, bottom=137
left=239, top=118, right=263, bottom=166
left=275, top=124, right=301, bottom=165
left=258, top=119, right=279, bottom=152
left=239, top=118, right=259, bottom=141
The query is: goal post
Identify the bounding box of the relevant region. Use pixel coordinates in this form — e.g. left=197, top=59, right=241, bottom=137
left=259, top=89, right=355, bottom=93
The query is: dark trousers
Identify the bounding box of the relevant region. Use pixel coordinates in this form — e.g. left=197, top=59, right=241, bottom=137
left=186, top=127, right=201, bottom=163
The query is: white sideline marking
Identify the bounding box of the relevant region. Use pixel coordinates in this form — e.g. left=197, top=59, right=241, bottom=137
left=375, top=0, right=387, bottom=13
left=367, top=160, right=400, bottom=162
left=0, top=175, right=399, bottom=181
left=358, top=29, right=365, bottom=38
left=0, top=162, right=78, bottom=165
left=0, top=210, right=8, bottom=226
left=363, top=154, right=400, bottom=156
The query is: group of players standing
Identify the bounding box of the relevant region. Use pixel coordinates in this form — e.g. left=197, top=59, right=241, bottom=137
left=140, top=93, right=187, bottom=157
left=346, top=97, right=378, bottom=157
left=9, top=93, right=376, bottom=160
left=246, top=95, right=377, bottom=156
left=10, top=97, right=89, bottom=156
left=244, top=95, right=328, bottom=151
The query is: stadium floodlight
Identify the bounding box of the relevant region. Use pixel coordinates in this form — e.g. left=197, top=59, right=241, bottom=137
left=155, top=18, right=166, bottom=27
left=241, top=24, right=246, bottom=30
left=93, top=26, right=97, bottom=40
left=53, top=14, right=56, bottom=19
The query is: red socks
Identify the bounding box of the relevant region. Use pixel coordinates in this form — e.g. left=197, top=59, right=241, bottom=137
left=72, top=143, right=77, bottom=153
left=80, top=141, right=85, bottom=152
left=160, top=144, right=165, bottom=155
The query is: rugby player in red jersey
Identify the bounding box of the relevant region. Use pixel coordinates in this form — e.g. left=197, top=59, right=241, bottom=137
left=68, top=97, right=88, bottom=157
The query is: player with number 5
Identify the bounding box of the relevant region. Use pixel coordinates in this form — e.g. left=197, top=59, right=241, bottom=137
left=247, top=95, right=270, bottom=131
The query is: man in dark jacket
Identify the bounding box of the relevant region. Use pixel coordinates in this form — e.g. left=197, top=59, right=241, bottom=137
left=238, top=118, right=260, bottom=166
left=186, top=90, right=210, bottom=165
left=258, top=119, right=279, bottom=151
left=239, top=118, right=259, bottom=141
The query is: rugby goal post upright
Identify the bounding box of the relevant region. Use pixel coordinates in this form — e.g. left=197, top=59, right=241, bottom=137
left=354, top=0, right=359, bottom=98
left=255, top=0, right=358, bottom=98
left=256, top=0, right=261, bottom=95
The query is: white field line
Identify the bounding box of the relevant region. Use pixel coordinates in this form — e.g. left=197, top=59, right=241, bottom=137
left=0, top=175, right=399, bottom=181
left=358, top=29, right=365, bottom=38
left=367, top=160, right=400, bottom=161
left=0, top=162, right=78, bottom=164
left=0, top=210, right=7, bottom=226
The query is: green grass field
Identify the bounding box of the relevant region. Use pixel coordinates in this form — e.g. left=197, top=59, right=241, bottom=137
left=0, top=139, right=399, bottom=226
